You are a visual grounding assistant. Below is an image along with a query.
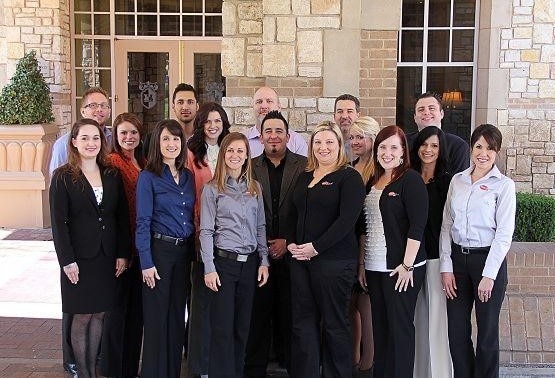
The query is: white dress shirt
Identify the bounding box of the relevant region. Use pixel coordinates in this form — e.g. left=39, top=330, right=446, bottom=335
left=439, top=165, right=516, bottom=280
left=244, top=125, right=308, bottom=158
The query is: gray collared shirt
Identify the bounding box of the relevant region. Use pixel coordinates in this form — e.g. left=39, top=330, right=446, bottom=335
left=199, top=175, right=269, bottom=274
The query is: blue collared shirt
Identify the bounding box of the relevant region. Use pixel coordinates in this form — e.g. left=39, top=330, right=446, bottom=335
left=135, top=165, right=195, bottom=269
left=49, top=126, right=113, bottom=176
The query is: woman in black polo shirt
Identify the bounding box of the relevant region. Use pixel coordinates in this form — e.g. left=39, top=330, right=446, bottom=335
left=357, top=125, right=428, bottom=378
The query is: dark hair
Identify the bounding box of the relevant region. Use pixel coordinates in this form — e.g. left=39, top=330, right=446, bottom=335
left=64, top=118, right=110, bottom=180
left=111, top=112, right=145, bottom=168
left=414, top=92, right=443, bottom=112
left=411, top=126, right=450, bottom=177
left=172, top=83, right=198, bottom=103
left=370, top=125, right=411, bottom=185
left=334, top=94, right=360, bottom=112
left=260, top=110, right=289, bottom=133
left=81, top=87, right=109, bottom=107
left=145, top=119, right=187, bottom=176
left=470, top=123, right=502, bottom=152
left=187, top=102, right=231, bottom=169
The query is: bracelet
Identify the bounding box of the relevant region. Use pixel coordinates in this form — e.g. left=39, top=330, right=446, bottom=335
left=401, top=262, right=414, bottom=272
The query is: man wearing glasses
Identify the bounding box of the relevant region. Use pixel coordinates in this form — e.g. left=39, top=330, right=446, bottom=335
left=49, top=87, right=113, bottom=175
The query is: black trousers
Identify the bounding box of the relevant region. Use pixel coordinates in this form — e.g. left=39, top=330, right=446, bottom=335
left=245, top=258, right=292, bottom=377
left=99, top=259, right=143, bottom=377
left=447, top=252, right=507, bottom=378
left=290, top=258, right=356, bottom=378
left=62, top=312, right=75, bottom=365
left=365, top=266, right=425, bottom=378
left=209, top=254, right=258, bottom=378
left=187, top=260, right=212, bottom=376
left=141, top=238, right=191, bottom=378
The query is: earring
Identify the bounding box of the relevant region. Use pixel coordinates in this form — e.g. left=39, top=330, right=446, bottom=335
left=399, top=157, right=404, bottom=165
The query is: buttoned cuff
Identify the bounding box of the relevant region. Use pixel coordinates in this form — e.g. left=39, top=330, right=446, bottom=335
left=439, top=257, right=453, bottom=273
left=482, top=264, right=499, bottom=280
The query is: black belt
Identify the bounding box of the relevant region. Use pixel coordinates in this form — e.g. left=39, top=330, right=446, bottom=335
left=153, top=232, right=188, bottom=246
left=452, top=242, right=490, bottom=255
left=215, top=248, right=252, bottom=263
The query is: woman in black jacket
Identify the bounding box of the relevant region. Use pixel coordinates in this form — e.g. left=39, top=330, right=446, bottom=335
left=288, top=121, right=365, bottom=378
left=50, top=119, right=130, bottom=378
left=357, top=125, right=428, bottom=378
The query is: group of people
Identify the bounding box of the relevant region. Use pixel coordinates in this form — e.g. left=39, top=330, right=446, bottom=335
left=48, top=83, right=516, bottom=378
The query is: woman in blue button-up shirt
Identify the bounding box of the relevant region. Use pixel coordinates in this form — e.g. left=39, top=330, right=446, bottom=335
left=135, top=119, right=195, bottom=378
left=440, top=124, right=516, bottom=378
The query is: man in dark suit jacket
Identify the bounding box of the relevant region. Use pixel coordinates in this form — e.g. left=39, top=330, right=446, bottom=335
left=244, top=111, right=307, bottom=378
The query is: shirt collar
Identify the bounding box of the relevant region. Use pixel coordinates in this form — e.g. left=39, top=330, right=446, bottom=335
left=245, top=125, right=261, bottom=140
left=461, top=164, right=502, bottom=182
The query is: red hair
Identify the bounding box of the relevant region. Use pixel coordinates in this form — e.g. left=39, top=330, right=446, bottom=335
left=370, top=125, right=411, bottom=185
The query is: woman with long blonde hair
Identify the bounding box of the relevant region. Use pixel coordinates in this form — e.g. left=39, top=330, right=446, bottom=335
left=199, top=132, right=270, bottom=377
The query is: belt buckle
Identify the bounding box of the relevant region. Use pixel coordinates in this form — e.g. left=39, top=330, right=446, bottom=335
left=461, top=247, right=470, bottom=255
left=237, top=254, right=248, bottom=262
left=174, top=238, right=183, bottom=246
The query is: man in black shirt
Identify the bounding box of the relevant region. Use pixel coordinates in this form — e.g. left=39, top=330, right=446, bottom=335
left=408, top=92, right=470, bottom=173
left=245, top=111, right=307, bottom=378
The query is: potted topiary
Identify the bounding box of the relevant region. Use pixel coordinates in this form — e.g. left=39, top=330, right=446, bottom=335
left=0, top=50, right=59, bottom=228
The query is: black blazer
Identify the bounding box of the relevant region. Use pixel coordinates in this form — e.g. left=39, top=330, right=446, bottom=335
left=364, top=169, right=429, bottom=269
left=50, top=166, right=131, bottom=267
left=252, top=150, right=307, bottom=241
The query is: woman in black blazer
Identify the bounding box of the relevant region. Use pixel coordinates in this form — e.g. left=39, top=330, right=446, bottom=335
left=50, top=119, right=130, bottom=378
left=357, top=125, right=428, bottom=378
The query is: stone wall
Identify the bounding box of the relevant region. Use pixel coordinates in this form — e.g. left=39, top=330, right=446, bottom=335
left=0, top=0, right=72, bottom=132
left=501, top=243, right=555, bottom=364
left=497, top=0, right=555, bottom=194
left=221, top=0, right=398, bottom=137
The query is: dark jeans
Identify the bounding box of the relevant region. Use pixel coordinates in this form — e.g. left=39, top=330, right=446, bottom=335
left=447, top=251, right=507, bottom=378
left=290, top=258, right=356, bottom=378
left=366, top=266, right=425, bottom=378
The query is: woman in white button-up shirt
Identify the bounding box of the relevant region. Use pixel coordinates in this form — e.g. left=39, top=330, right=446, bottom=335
left=440, top=124, right=516, bottom=378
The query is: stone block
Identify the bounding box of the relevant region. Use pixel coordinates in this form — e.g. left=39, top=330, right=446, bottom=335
left=288, top=110, right=307, bottom=130
left=513, top=15, right=532, bottom=24
left=505, top=50, right=521, bottom=62
left=514, top=27, right=533, bottom=39
left=539, top=80, right=555, bottom=98
left=528, top=110, right=545, bottom=120
left=516, top=155, right=532, bottom=175
left=510, top=77, right=527, bottom=92
left=530, top=120, right=551, bottom=141
left=40, top=0, right=59, bottom=8
left=521, top=49, right=540, bottom=62
left=318, top=97, right=335, bottom=112
left=533, top=174, right=554, bottom=189
left=307, top=112, right=332, bottom=126
left=239, top=20, right=262, bottom=34
left=541, top=45, right=555, bottom=63
left=298, top=30, right=322, bottom=63
left=276, top=17, right=296, bottom=42
left=509, top=39, right=532, bottom=49
left=536, top=0, right=555, bottom=22
left=323, top=29, right=359, bottom=96
left=263, top=17, right=275, bottom=43
left=21, top=33, right=41, bottom=44
left=246, top=52, right=262, bottom=77
left=361, top=0, right=400, bottom=30
left=5, top=27, right=20, bottom=42
left=510, top=67, right=529, bottom=78
left=222, top=2, right=237, bottom=35
left=498, top=109, right=509, bottom=126
left=312, top=0, right=340, bottom=14
left=297, top=16, right=340, bottom=29
left=514, top=6, right=533, bottom=15
left=7, top=42, right=24, bottom=59
left=234, top=108, right=256, bottom=125
left=238, top=3, right=263, bottom=20
left=533, top=24, right=554, bottom=44
left=262, top=44, right=296, bottom=77
left=298, top=66, right=322, bottom=77
left=530, top=63, right=550, bottom=79
left=222, top=97, right=253, bottom=108
left=292, top=0, right=310, bottom=15
left=501, top=29, right=513, bottom=40
left=222, top=38, right=245, bottom=77
left=294, top=98, right=317, bottom=108
left=263, top=0, right=291, bottom=15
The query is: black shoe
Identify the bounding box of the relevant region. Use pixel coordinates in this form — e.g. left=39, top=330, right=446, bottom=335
left=63, top=363, right=77, bottom=375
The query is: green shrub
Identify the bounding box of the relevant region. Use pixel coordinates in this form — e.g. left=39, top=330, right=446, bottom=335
left=514, top=192, right=555, bottom=242
left=0, top=50, right=54, bottom=125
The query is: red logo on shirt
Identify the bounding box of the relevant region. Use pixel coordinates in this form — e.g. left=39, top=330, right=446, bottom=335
left=321, top=181, right=334, bottom=186
left=480, top=185, right=489, bottom=191
left=388, top=192, right=399, bottom=197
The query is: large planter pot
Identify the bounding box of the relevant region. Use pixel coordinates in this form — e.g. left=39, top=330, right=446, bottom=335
left=0, top=123, right=59, bottom=228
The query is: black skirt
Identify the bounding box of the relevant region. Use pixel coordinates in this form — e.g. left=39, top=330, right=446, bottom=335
left=60, top=252, right=116, bottom=314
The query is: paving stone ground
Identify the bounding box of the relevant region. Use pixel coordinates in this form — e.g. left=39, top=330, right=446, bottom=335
left=0, top=228, right=553, bottom=377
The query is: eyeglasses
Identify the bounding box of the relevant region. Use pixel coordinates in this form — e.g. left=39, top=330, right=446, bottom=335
left=83, top=102, right=111, bottom=110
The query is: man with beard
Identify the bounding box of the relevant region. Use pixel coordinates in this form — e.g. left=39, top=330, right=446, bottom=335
left=333, top=94, right=361, bottom=161
left=244, top=86, right=308, bottom=158
left=245, top=110, right=307, bottom=378
left=171, top=83, right=199, bottom=140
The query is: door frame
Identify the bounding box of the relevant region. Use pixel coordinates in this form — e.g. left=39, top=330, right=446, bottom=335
left=113, top=40, right=180, bottom=118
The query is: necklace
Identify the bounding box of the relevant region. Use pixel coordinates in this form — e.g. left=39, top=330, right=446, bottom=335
left=170, top=169, right=179, bottom=179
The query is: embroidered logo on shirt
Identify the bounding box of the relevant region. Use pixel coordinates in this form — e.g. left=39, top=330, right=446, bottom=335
left=480, top=185, right=489, bottom=191
left=321, top=181, right=334, bottom=186
left=388, top=191, right=399, bottom=197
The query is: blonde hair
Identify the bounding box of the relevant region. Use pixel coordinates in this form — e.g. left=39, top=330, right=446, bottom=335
left=211, top=132, right=261, bottom=196
left=350, top=116, right=381, bottom=184
left=306, top=121, right=348, bottom=171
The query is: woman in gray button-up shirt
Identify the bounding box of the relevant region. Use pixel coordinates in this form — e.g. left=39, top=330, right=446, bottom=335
left=199, top=132, right=270, bottom=377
